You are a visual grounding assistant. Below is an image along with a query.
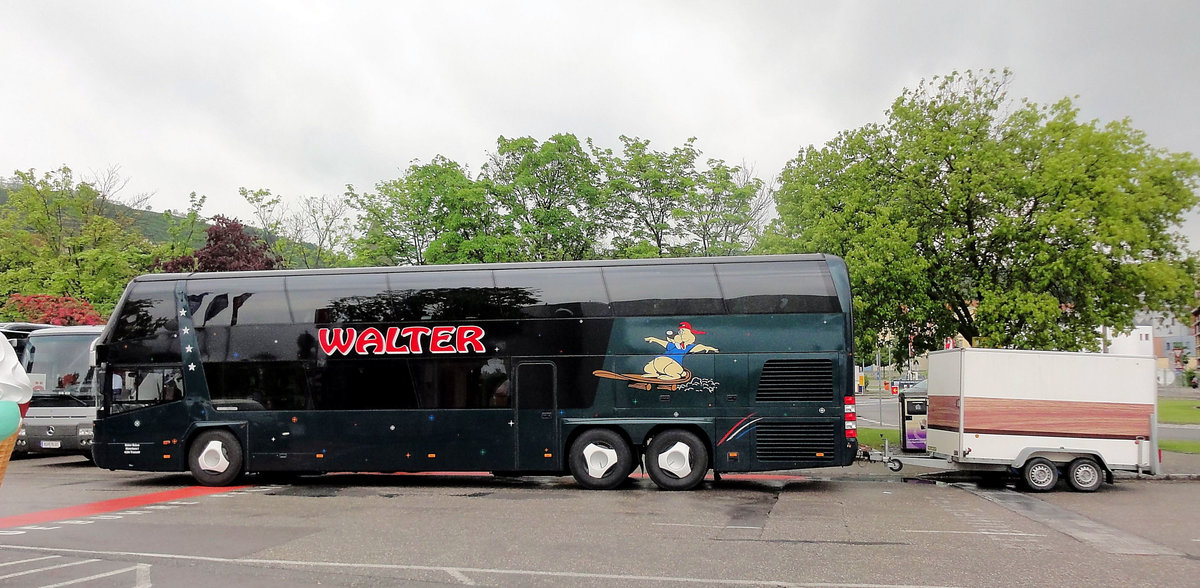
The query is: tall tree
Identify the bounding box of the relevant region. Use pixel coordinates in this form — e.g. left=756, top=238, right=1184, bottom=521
left=349, top=156, right=515, bottom=266
left=482, top=134, right=607, bottom=261
left=762, top=69, right=1199, bottom=356
left=675, top=159, right=767, bottom=256
left=598, top=136, right=698, bottom=257
left=283, top=194, right=351, bottom=269
left=159, top=192, right=208, bottom=261
left=0, top=166, right=155, bottom=316
left=240, top=187, right=287, bottom=255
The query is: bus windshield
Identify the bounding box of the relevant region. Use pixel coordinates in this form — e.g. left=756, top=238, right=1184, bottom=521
left=23, top=333, right=99, bottom=401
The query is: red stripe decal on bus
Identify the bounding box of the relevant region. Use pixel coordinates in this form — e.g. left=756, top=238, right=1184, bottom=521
left=718, top=413, right=756, bottom=446
left=0, top=485, right=249, bottom=529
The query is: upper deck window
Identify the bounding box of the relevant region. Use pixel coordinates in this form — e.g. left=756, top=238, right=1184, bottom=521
left=385, top=270, right=512, bottom=321
left=716, top=261, right=841, bottom=314
left=286, top=274, right=390, bottom=324
left=603, top=265, right=725, bottom=316
left=187, top=277, right=290, bottom=327
left=113, top=280, right=176, bottom=340
left=493, top=267, right=611, bottom=318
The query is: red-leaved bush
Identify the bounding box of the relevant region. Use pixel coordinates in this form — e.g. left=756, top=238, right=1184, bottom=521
left=2, top=294, right=106, bottom=326
left=157, top=215, right=281, bottom=273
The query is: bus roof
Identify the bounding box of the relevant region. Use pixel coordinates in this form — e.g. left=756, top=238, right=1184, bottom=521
left=126, top=254, right=842, bottom=283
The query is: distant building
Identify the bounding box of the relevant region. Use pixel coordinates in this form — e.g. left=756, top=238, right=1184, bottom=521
left=1102, top=325, right=1154, bottom=357
left=1137, top=311, right=1196, bottom=372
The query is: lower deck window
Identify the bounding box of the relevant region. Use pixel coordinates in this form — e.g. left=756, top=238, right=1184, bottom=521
left=109, top=367, right=184, bottom=414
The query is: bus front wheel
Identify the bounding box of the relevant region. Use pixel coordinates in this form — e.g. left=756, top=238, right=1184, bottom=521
left=645, top=429, right=709, bottom=491
left=188, top=429, right=244, bottom=487
left=568, top=429, right=633, bottom=490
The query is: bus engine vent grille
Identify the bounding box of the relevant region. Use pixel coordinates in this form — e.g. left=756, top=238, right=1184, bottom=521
left=755, top=422, right=837, bottom=461
left=755, top=359, right=834, bottom=402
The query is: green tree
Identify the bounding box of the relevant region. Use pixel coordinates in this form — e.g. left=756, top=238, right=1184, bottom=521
left=241, top=187, right=287, bottom=256
left=283, top=194, right=352, bottom=269
left=598, top=136, right=699, bottom=258
left=0, top=166, right=155, bottom=316
left=159, top=191, right=208, bottom=261
left=349, top=156, right=519, bottom=266
left=762, top=69, right=1199, bottom=355
left=676, top=159, right=768, bottom=256
left=482, top=134, right=607, bottom=261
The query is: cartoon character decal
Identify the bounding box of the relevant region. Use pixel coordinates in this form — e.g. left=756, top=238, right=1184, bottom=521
left=593, top=322, right=719, bottom=391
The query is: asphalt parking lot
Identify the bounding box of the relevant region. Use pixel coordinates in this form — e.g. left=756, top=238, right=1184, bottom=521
left=0, top=455, right=1199, bottom=587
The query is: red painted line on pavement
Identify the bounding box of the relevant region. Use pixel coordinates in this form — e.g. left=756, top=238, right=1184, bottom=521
left=346, top=471, right=810, bottom=482
left=0, top=486, right=249, bottom=529
left=630, top=472, right=809, bottom=482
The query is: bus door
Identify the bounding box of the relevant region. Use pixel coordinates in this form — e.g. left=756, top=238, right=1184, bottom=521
left=515, top=361, right=559, bottom=471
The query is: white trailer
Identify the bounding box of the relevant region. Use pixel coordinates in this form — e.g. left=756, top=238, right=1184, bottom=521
left=882, top=348, right=1159, bottom=492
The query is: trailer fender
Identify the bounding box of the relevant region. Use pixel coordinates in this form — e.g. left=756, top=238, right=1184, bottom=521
left=1011, top=448, right=1110, bottom=472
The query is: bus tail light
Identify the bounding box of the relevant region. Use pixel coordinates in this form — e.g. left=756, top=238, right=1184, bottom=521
left=844, top=395, right=857, bottom=438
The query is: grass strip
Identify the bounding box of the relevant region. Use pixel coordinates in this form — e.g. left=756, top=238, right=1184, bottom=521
left=857, top=427, right=900, bottom=449
left=1159, top=439, right=1200, bottom=455
left=1159, top=399, right=1200, bottom=424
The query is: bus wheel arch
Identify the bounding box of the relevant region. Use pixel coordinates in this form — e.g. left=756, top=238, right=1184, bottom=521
left=566, top=427, right=635, bottom=490
left=643, top=427, right=711, bottom=491
left=187, top=428, right=245, bottom=487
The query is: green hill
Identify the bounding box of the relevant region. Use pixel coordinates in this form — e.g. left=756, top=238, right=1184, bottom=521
left=2, top=180, right=321, bottom=267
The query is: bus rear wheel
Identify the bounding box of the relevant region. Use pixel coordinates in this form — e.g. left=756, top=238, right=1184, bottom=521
left=568, top=429, right=633, bottom=490
left=188, top=429, right=244, bottom=487
left=645, top=430, right=709, bottom=491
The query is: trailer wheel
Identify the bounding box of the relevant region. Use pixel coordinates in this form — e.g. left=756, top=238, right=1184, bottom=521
left=645, top=430, right=709, bottom=491
left=1021, top=457, right=1058, bottom=492
left=887, top=458, right=903, bottom=472
left=1066, top=457, right=1103, bottom=492
left=188, top=429, right=244, bottom=487
left=568, top=429, right=633, bottom=490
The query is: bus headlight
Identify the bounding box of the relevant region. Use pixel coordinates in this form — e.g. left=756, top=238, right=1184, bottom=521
left=18, top=427, right=26, bottom=437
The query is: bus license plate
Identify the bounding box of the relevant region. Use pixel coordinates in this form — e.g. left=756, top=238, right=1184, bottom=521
left=41, top=441, right=61, bottom=449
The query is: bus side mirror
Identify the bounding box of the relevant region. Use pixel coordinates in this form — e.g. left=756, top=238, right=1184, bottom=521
left=92, top=342, right=108, bottom=365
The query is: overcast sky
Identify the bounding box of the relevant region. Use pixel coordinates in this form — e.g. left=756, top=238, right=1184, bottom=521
left=3, top=1, right=1199, bottom=243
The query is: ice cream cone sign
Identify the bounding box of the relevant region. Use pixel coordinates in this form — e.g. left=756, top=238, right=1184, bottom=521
left=0, top=336, right=33, bottom=486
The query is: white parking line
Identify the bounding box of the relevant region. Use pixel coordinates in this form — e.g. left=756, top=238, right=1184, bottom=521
left=0, top=559, right=99, bottom=580
left=0, top=555, right=60, bottom=567
left=0, top=544, right=965, bottom=588
left=857, top=417, right=896, bottom=427
left=39, top=564, right=152, bottom=588
left=902, top=530, right=1045, bottom=537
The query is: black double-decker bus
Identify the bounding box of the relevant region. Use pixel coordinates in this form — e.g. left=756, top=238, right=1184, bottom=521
left=92, top=255, right=858, bottom=489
